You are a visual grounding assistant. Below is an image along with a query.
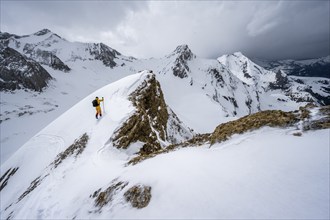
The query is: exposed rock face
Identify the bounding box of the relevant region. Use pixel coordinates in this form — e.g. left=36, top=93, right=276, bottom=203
left=33, top=29, right=52, bottom=36
left=92, top=179, right=152, bottom=211
left=170, top=45, right=196, bottom=78
left=111, top=72, right=194, bottom=155
left=0, top=167, right=19, bottom=191
left=51, top=133, right=89, bottom=168
left=167, top=108, right=194, bottom=144
left=124, top=185, right=152, bottom=209
left=269, top=70, right=290, bottom=90
left=0, top=47, right=52, bottom=91
left=29, top=49, right=70, bottom=72
left=89, top=43, right=121, bottom=68
left=111, top=73, right=169, bottom=154
left=93, top=180, right=129, bottom=209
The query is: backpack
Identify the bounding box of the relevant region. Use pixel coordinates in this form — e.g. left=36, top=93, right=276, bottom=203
left=92, top=99, right=99, bottom=107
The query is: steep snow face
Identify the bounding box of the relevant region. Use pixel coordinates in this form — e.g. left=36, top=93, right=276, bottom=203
left=217, top=52, right=276, bottom=85
left=0, top=70, right=194, bottom=219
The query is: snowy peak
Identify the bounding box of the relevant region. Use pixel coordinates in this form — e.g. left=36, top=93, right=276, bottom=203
left=171, top=44, right=195, bottom=60
left=33, top=29, right=52, bottom=36
left=167, top=44, right=196, bottom=78
left=88, top=43, right=121, bottom=68
left=218, top=52, right=275, bottom=85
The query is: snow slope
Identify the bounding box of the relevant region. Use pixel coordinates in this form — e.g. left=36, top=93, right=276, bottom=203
left=1, top=71, right=328, bottom=219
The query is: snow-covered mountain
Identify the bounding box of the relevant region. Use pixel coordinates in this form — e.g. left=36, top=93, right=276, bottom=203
left=1, top=70, right=329, bottom=219
left=0, top=46, right=53, bottom=91
left=254, top=55, right=330, bottom=78
left=1, top=29, right=329, bottom=164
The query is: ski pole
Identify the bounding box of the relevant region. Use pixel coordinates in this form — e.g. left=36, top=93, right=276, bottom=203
left=102, top=97, right=105, bottom=113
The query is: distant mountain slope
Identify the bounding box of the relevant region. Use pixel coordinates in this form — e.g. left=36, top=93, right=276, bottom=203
left=254, top=56, right=330, bottom=78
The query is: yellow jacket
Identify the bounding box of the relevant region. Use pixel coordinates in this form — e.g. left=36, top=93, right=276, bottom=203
left=95, top=97, right=104, bottom=111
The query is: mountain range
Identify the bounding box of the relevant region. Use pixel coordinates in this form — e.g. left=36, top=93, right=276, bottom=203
left=0, top=29, right=329, bottom=219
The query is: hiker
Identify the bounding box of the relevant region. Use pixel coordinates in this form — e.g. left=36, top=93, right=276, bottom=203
left=93, top=96, right=104, bottom=119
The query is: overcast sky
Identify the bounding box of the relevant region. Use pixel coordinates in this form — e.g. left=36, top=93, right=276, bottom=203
left=1, top=0, right=329, bottom=60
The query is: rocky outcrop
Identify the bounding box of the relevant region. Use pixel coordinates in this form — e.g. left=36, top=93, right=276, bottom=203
left=51, top=133, right=89, bottom=168
left=33, top=29, right=52, bottom=36
left=89, top=43, right=121, bottom=68
left=30, top=49, right=70, bottom=72
left=169, top=45, right=196, bottom=78
left=92, top=180, right=129, bottom=210
left=269, top=70, right=290, bottom=90
left=0, top=47, right=52, bottom=91
left=124, top=185, right=152, bottom=209
left=210, top=110, right=298, bottom=144
left=111, top=73, right=168, bottom=154
left=92, top=179, right=152, bottom=211
left=0, top=167, right=19, bottom=191
left=111, top=71, right=193, bottom=155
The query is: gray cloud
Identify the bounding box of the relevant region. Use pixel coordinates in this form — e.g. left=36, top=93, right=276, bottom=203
left=1, top=1, right=329, bottom=60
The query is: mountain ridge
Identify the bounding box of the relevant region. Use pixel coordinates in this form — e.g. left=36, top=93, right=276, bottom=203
left=1, top=70, right=329, bottom=219
left=1, top=28, right=329, bottom=164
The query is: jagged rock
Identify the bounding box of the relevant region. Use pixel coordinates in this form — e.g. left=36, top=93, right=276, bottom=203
left=30, top=49, right=70, bottom=72
left=209, top=68, right=225, bottom=86
left=17, top=175, right=47, bottom=202
left=111, top=72, right=193, bottom=155
left=124, top=185, right=152, bottom=209
left=52, top=133, right=89, bottom=168
left=92, top=180, right=129, bottom=209
left=269, top=70, right=290, bottom=90
left=0, top=167, right=19, bottom=191
left=170, top=45, right=196, bottom=78
left=111, top=72, right=168, bottom=153
left=0, top=47, right=52, bottom=91
left=92, top=180, right=151, bottom=210
left=167, top=108, right=194, bottom=144
left=89, top=43, right=121, bottom=68
left=33, top=29, right=51, bottom=36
